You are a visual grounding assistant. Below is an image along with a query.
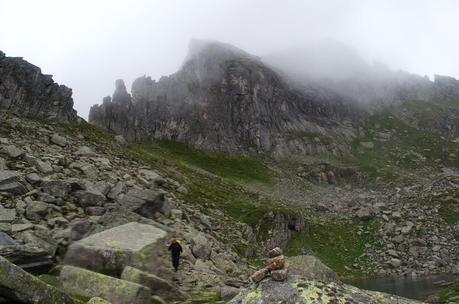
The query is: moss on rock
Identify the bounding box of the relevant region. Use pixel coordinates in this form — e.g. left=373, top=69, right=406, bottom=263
left=0, top=256, right=83, bottom=304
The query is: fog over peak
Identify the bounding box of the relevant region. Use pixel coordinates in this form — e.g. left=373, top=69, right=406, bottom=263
left=264, top=39, right=372, bottom=81
left=1, top=0, right=459, bottom=118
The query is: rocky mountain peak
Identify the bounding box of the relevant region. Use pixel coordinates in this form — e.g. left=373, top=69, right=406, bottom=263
left=89, top=40, right=355, bottom=155
left=112, top=79, right=131, bottom=105
left=186, top=39, right=257, bottom=63
left=0, top=50, right=78, bottom=123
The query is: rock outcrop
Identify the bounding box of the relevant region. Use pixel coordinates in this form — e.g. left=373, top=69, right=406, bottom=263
left=230, top=276, right=422, bottom=304
left=0, top=255, right=81, bottom=304
left=89, top=40, right=357, bottom=156
left=60, top=265, right=152, bottom=304
left=288, top=255, right=338, bottom=282
left=0, top=51, right=78, bottom=122
left=121, top=266, right=190, bottom=301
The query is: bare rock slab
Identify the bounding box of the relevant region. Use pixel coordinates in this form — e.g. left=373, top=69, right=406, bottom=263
left=121, top=266, right=189, bottom=301
left=288, top=255, right=338, bottom=282
left=60, top=265, right=151, bottom=304
left=64, top=222, right=170, bottom=277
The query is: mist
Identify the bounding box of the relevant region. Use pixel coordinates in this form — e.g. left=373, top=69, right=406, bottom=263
left=1, top=0, right=459, bottom=119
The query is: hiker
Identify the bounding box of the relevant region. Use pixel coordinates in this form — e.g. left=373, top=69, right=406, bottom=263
left=168, top=233, right=183, bottom=272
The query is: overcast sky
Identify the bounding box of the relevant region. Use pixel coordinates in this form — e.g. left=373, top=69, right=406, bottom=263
left=1, top=0, right=459, bottom=119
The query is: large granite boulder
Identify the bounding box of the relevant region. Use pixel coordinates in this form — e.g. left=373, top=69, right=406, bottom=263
left=121, top=266, right=189, bottom=301
left=0, top=231, right=54, bottom=273
left=229, top=276, right=422, bottom=304
left=191, top=232, right=212, bottom=261
left=117, top=189, right=170, bottom=218
left=287, top=255, right=339, bottom=282
left=0, top=50, right=77, bottom=123
left=0, top=255, right=81, bottom=304
left=60, top=265, right=151, bottom=304
left=64, top=222, right=171, bottom=277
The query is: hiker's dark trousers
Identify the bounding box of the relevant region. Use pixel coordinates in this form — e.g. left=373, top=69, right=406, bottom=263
left=172, top=254, right=180, bottom=271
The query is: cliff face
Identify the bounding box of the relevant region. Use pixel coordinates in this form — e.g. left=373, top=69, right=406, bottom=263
left=89, top=40, right=459, bottom=155
left=89, top=40, right=358, bottom=155
left=0, top=51, right=77, bottom=123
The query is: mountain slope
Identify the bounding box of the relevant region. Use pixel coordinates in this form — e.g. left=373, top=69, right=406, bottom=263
left=89, top=40, right=358, bottom=156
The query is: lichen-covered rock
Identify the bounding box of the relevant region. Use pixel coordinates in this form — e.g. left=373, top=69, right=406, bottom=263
left=60, top=265, right=151, bottom=304
left=25, top=201, right=49, bottom=221
left=288, top=255, right=339, bottom=282
left=87, top=297, right=112, bottom=304
left=64, top=222, right=170, bottom=277
left=0, top=51, right=77, bottom=123
left=0, top=255, right=82, bottom=304
left=121, top=266, right=189, bottom=301
left=229, top=276, right=422, bottom=304
left=221, top=285, right=241, bottom=301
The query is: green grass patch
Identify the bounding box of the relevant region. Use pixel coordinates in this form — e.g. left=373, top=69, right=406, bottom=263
left=286, top=219, right=380, bottom=278
left=132, top=140, right=273, bottom=185
left=400, top=99, right=459, bottom=121
left=425, top=191, right=459, bottom=226
left=437, top=282, right=459, bottom=303
left=439, top=202, right=459, bottom=225
left=62, top=121, right=116, bottom=146
left=331, top=110, right=459, bottom=185
left=128, top=140, right=297, bottom=250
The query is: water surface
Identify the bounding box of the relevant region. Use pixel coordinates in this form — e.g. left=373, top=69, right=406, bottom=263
left=347, top=273, right=458, bottom=300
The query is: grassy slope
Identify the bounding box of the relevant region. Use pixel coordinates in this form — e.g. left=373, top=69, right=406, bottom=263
left=287, top=218, right=381, bottom=277
left=284, top=99, right=459, bottom=278
left=62, top=122, right=299, bottom=259
left=330, top=103, right=459, bottom=186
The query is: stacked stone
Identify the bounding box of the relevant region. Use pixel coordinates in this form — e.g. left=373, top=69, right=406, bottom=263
left=250, top=247, right=289, bottom=283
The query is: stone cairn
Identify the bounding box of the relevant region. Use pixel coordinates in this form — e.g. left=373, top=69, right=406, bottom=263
left=250, top=247, right=289, bottom=283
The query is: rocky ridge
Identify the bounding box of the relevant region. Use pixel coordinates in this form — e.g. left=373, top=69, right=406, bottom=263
left=0, top=51, right=78, bottom=123
left=89, top=40, right=357, bottom=157
left=89, top=40, right=459, bottom=159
